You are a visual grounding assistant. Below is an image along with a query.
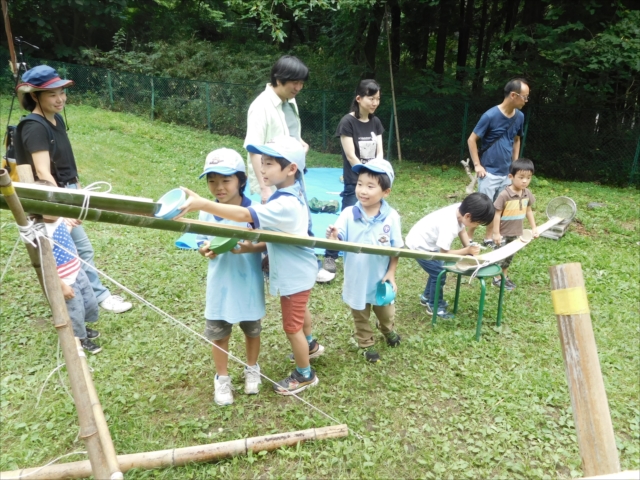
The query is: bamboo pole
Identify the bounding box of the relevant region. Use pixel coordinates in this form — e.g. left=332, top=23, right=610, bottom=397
left=14, top=182, right=157, bottom=216
left=1, top=0, right=16, bottom=77
left=384, top=5, right=402, bottom=162
left=77, top=339, right=123, bottom=479
left=548, top=263, right=620, bottom=477
left=0, top=195, right=565, bottom=269
left=0, top=169, right=115, bottom=480
left=0, top=425, right=348, bottom=480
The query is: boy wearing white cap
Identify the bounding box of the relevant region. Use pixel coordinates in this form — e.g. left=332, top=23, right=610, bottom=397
left=195, top=148, right=266, bottom=406
left=326, top=159, right=403, bottom=363
left=179, top=136, right=324, bottom=396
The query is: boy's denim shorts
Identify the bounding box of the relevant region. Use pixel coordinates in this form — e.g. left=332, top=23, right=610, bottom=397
left=478, top=171, right=511, bottom=202
left=204, top=319, right=262, bottom=341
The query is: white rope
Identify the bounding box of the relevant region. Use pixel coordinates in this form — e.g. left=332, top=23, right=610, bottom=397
left=75, top=182, right=113, bottom=222
left=49, top=237, right=362, bottom=440
left=2, top=451, right=88, bottom=480
left=35, top=362, right=67, bottom=408
left=0, top=237, right=20, bottom=284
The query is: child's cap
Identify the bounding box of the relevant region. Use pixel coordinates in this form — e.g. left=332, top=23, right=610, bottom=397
left=352, top=158, right=395, bottom=186
left=198, top=148, right=245, bottom=179
left=246, top=135, right=306, bottom=171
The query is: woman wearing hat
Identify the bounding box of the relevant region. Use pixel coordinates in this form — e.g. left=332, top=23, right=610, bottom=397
left=15, top=65, right=132, bottom=313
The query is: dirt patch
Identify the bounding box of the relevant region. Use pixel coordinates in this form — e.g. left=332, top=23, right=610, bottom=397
left=621, top=221, right=637, bottom=232
left=572, top=219, right=591, bottom=236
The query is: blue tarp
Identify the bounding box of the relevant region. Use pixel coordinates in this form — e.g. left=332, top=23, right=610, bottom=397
left=175, top=168, right=343, bottom=254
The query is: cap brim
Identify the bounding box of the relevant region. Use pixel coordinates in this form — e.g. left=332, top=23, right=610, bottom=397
left=16, top=79, right=75, bottom=94
left=246, top=144, right=285, bottom=159
left=352, top=164, right=386, bottom=175
left=198, top=166, right=241, bottom=178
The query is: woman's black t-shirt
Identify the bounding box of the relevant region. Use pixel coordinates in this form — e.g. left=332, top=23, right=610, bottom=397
left=335, top=114, right=385, bottom=185
left=21, top=115, right=78, bottom=184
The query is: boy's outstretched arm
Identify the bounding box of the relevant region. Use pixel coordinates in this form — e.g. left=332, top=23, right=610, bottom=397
left=232, top=241, right=267, bottom=254
left=381, top=257, right=399, bottom=292
left=492, top=209, right=503, bottom=245
left=177, top=187, right=252, bottom=223
left=526, top=206, right=539, bottom=237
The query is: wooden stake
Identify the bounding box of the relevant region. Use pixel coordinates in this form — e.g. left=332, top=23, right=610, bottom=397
left=548, top=263, right=620, bottom=477
left=16, top=165, right=34, bottom=184
left=1, top=0, right=17, bottom=77
left=0, top=169, right=116, bottom=480
left=0, top=425, right=349, bottom=480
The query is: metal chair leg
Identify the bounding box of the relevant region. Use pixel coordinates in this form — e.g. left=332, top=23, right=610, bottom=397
left=496, top=273, right=506, bottom=327
left=433, top=269, right=447, bottom=326
left=453, top=274, right=462, bottom=314
left=476, top=278, right=487, bottom=341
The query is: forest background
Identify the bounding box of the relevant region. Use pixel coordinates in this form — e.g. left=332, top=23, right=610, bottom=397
left=1, top=0, right=639, bottom=185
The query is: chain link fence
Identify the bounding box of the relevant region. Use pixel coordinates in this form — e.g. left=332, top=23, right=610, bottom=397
left=4, top=58, right=639, bottom=186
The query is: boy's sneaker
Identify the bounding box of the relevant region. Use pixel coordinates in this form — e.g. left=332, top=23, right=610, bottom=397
left=323, top=257, right=337, bottom=273
left=425, top=303, right=454, bottom=320
left=493, top=277, right=515, bottom=291
left=288, top=340, right=326, bottom=362
left=420, top=295, right=448, bottom=309
left=273, top=369, right=318, bottom=396
left=80, top=338, right=102, bottom=355
left=100, top=295, right=132, bottom=314
left=243, top=365, right=261, bottom=395
left=316, top=268, right=335, bottom=283
left=86, top=328, right=100, bottom=339
left=214, top=375, right=234, bottom=406
left=482, top=239, right=497, bottom=249
left=385, top=331, right=402, bottom=347
left=359, top=346, right=381, bottom=363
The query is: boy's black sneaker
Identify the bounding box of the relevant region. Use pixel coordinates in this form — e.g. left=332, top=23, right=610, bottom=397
left=385, top=331, right=402, bottom=347
left=425, top=303, right=454, bottom=320
left=482, top=239, right=497, bottom=249
left=80, top=338, right=102, bottom=354
left=288, top=339, right=325, bottom=362
left=359, top=346, right=381, bottom=363
left=273, top=369, right=318, bottom=395
left=86, top=328, right=100, bottom=339
left=493, top=277, right=515, bottom=291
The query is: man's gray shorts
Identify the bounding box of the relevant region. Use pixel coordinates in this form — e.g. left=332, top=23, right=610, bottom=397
left=204, top=319, right=262, bottom=341
left=478, top=171, right=511, bottom=202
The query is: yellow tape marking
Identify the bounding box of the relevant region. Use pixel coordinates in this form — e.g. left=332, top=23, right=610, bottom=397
left=0, top=185, right=15, bottom=196
left=551, top=287, right=590, bottom=316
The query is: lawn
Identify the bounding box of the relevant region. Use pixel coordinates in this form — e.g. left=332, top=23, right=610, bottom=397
left=1, top=100, right=639, bottom=479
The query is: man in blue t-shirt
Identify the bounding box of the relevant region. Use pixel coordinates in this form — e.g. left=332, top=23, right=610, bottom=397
left=467, top=78, right=530, bottom=245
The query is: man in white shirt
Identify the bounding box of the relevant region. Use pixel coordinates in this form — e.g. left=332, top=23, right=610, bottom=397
left=244, top=55, right=310, bottom=204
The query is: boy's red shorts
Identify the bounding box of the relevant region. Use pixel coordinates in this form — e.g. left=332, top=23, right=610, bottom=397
left=280, top=289, right=311, bottom=333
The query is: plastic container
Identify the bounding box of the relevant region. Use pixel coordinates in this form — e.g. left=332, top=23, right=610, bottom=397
left=154, top=189, right=186, bottom=220
left=198, top=237, right=240, bottom=254
left=375, top=281, right=396, bottom=306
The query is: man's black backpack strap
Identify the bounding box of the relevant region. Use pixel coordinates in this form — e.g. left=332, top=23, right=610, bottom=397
left=14, top=113, right=61, bottom=183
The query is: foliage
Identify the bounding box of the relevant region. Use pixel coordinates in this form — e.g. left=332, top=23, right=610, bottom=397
left=0, top=100, right=639, bottom=478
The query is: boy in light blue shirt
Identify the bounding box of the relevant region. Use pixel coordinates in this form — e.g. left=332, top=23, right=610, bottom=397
left=179, top=136, right=324, bottom=396
left=327, top=159, right=403, bottom=363
left=194, top=148, right=266, bottom=406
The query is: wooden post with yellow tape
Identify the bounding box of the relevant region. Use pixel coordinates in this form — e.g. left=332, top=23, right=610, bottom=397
left=549, top=263, right=620, bottom=477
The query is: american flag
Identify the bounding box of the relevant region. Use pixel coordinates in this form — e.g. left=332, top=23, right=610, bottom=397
left=51, top=221, right=81, bottom=279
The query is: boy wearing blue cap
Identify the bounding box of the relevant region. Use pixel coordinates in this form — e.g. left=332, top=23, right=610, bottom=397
left=179, top=136, right=324, bottom=396
left=326, top=159, right=403, bottom=363
left=195, top=148, right=266, bottom=406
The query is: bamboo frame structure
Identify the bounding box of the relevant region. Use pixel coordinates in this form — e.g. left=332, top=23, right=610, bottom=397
left=0, top=171, right=121, bottom=479
left=0, top=187, right=566, bottom=269
left=0, top=425, right=348, bottom=479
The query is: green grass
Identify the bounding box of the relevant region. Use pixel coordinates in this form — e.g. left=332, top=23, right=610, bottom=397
left=1, top=99, right=639, bottom=479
